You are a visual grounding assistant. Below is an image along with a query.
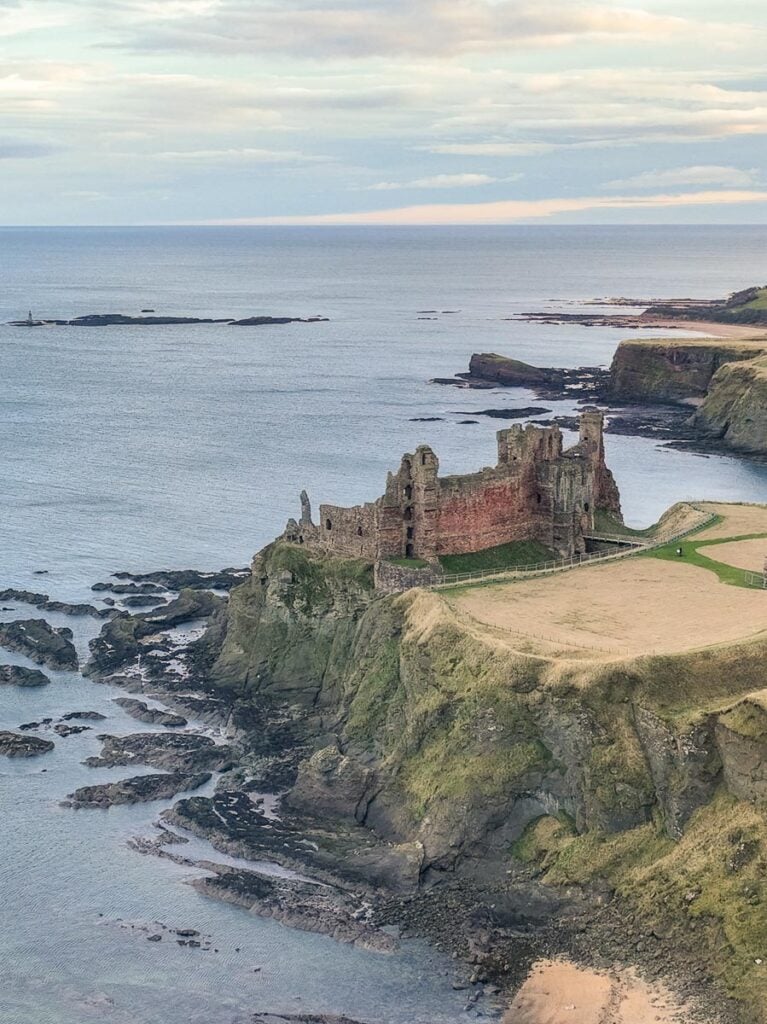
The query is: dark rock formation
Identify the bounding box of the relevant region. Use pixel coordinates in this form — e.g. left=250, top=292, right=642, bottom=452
left=191, top=865, right=395, bottom=951
left=0, top=619, right=78, bottom=670
left=54, top=723, right=91, bottom=737
left=0, top=664, right=50, bottom=687
left=114, top=698, right=187, bottom=727
left=64, top=771, right=211, bottom=808
left=0, top=589, right=112, bottom=618
left=10, top=313, right=328, bottom=328
left=85, top=588, right=225, bottom=677
left=91, top=582, right=166, bottom=594
left=84, top=732, right=234, bottom=773
left=452, top=406, right=551, bottom=420
left=121, top=595, right=168, bottom=609
left=249, top=1016, right=368, bottom=1024
left=0, top=731, right=54, bottom=757
left=461, top=353, right=611, bottom=401
left=105, top=567, right=248, bottom=591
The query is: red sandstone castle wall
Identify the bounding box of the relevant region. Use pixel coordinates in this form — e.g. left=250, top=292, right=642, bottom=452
left=433, top=471, right=552, bottom=556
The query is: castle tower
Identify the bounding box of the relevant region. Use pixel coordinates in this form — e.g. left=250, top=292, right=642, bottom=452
left=579, top=410, right=606, bottom=457
left=497, top=423, right=562, bottom=465
left=299, top=490, right=313, bottom=528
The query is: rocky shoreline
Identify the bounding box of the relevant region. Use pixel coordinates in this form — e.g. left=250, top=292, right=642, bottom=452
left=434, top=345, right=767, bottom=461
left=0, top=553, right=749, bottom=1024
left=58, top=572, right=737, bottom=1024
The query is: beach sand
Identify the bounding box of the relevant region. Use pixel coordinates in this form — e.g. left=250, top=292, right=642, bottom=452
left=504, top=960, right=695, bottom=1024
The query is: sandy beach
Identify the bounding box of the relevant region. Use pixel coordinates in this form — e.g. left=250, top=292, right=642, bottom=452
left=642, top=317, right=767, bottom=339
left=504, top=960, right=697, bottom=1024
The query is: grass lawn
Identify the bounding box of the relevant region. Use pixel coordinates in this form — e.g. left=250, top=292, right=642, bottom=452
left=644, top=531, right=767, bottom=588
left=439, top=539, right=556, bottom=575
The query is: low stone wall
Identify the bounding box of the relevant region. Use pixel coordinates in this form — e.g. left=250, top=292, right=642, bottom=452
left=374, top=560, right=443, bottom=594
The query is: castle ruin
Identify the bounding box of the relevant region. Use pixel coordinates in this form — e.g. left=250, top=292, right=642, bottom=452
left=283, top=411, right=621, bottom=573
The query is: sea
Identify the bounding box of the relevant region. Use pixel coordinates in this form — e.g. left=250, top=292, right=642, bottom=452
left=1, top=224, right=767, bottom=1024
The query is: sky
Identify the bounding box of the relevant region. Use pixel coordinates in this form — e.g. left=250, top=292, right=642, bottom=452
left=2, top=0, right=767, bottom=225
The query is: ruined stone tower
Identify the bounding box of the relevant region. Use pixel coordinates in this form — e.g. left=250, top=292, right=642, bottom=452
left=283, top=411, right=621, bottom=566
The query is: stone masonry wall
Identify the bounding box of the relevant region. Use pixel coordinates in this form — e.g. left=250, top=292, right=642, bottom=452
left=282, top=412, right=621, bottom=569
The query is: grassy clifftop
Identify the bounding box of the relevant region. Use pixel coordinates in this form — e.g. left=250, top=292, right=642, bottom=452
left=211, top=535, right=767, bottom=1017
left=609, top=337, right=767, bottom=404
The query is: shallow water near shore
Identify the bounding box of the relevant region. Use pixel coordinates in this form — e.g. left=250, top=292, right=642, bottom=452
left=2, top=225, right=767, bottom=1023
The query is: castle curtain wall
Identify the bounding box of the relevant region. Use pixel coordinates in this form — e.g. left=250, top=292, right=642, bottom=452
left=285, top=413, right=621, bottom=565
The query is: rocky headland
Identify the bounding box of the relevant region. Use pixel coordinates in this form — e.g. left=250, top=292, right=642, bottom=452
left=77, top=521, right=767, bottom=1024
left=515, top=285, right=767, bottom=332
left=444, top=337, right=767, bottom=457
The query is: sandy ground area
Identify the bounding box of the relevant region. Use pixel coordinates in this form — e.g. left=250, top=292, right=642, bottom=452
left=450, top=558, right=767, bottom=657
left=706, top=537, right=767, bottom=572
left=696, top=503, right=767, bottom=540
left=642, top=318, right=767, bottom=340
left=504, top=960, right=696, bottom=1024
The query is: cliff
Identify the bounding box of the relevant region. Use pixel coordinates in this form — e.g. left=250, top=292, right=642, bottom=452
left=691, top=355, right=767, bottom=454
left=609, top=338, right=767, bottom=405
left=209, top=540, right=767, bottom=1018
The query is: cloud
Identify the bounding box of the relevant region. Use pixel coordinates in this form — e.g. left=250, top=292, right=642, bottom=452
left=0, top=1, right=70, bottom=38
left=421, top=142, right=558, bottom=157
left=365, top=172, right=514, bottom=190
left=202, top=190, right=767, bottom=226
left=110, top=1, right=736, bottom=59
left=604, top=165, right=760, bottom=189
left=156, top=146, right=331, bottom=164
left=0, top=137, right=59, bottom=158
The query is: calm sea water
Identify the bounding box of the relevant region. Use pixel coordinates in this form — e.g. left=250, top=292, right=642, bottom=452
left=2, top=225, right=767, bottom=1023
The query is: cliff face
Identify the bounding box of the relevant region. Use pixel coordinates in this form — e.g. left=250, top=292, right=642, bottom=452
left=691, top=356, right=767, bottom=453
left=209, top=541, right=767, bottom=1018
left=609, top=339, right=767, bottom=405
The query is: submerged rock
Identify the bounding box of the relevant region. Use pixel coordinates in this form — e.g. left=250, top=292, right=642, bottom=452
left=0, top=731, right=54, bottom=757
